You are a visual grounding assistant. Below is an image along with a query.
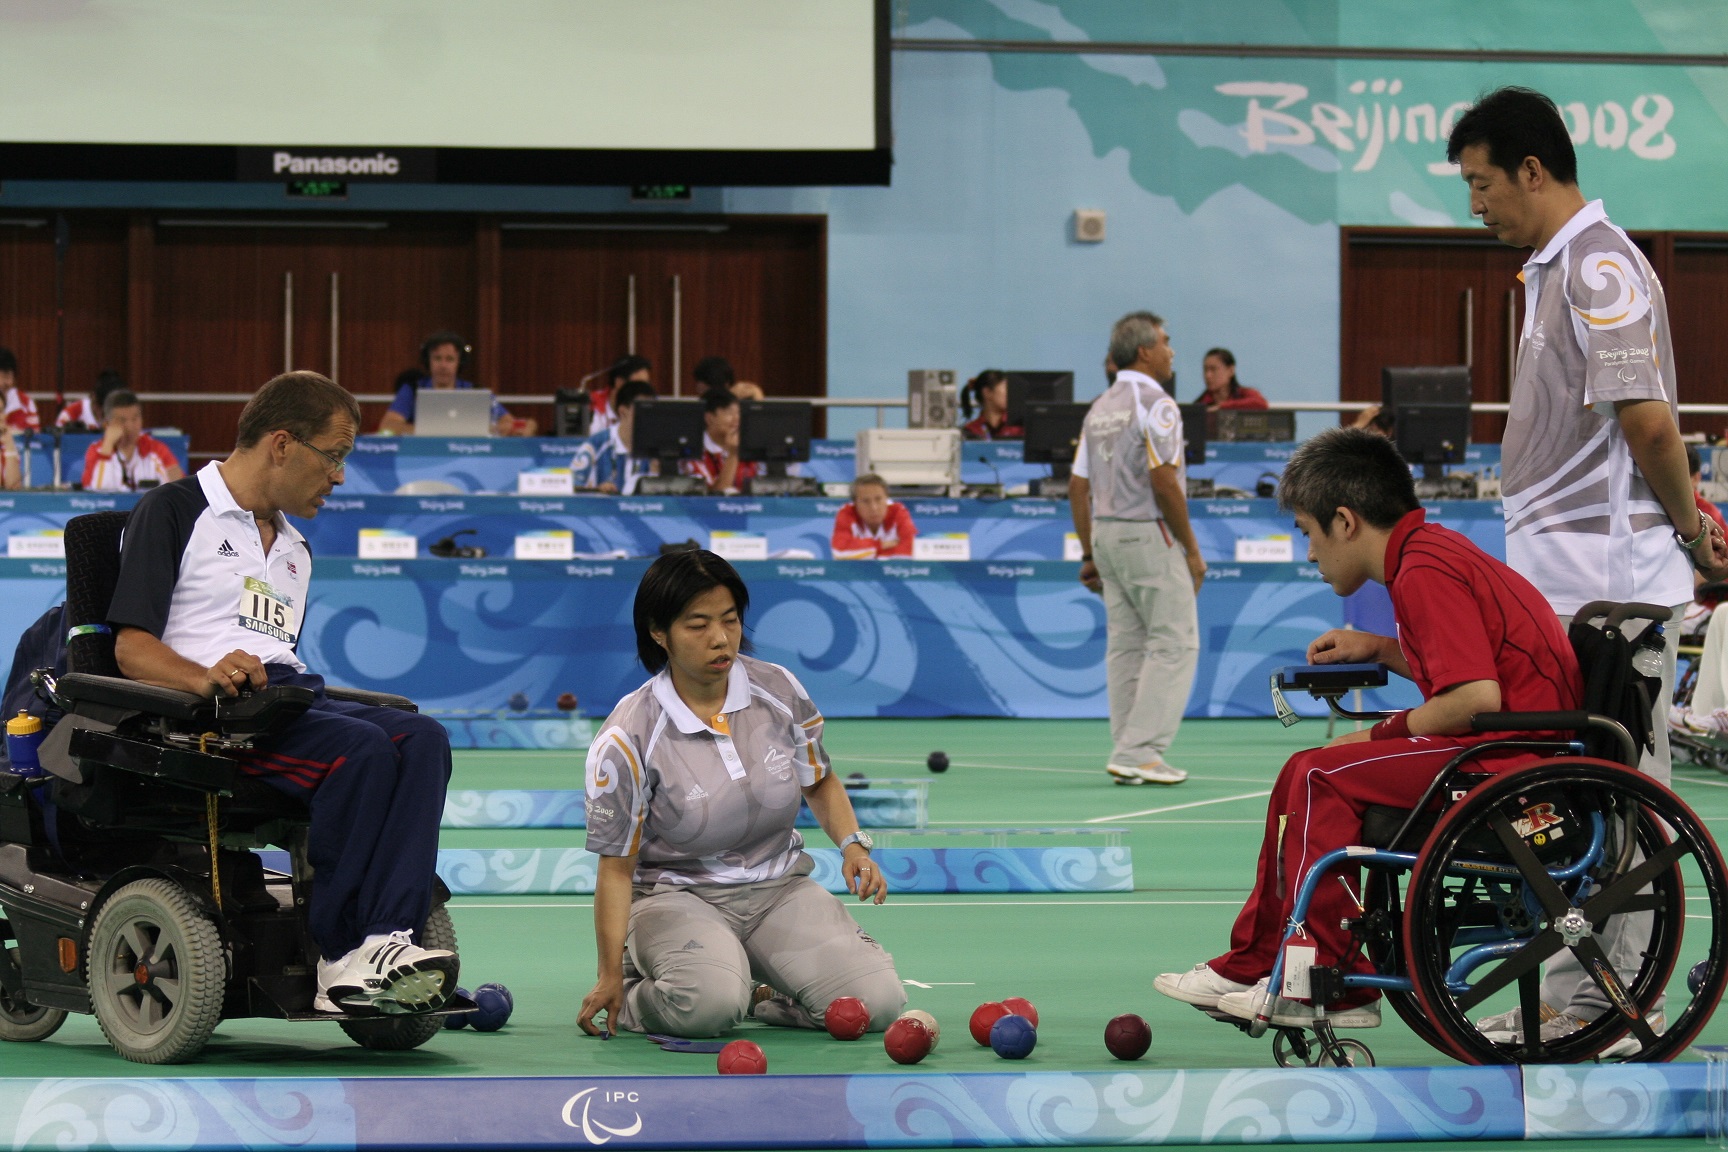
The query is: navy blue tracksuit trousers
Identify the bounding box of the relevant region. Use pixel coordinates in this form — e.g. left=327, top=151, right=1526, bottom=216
left=239, top=667, right=451, bottom=960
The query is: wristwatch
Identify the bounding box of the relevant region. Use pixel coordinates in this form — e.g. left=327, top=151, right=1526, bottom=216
left=838, top=830, right=874, bottom=853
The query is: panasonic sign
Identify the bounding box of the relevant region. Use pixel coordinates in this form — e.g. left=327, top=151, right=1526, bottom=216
left=237, top=146, right=433, bottom=182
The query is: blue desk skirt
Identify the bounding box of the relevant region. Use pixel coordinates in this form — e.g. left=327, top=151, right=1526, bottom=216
left=0, top=558, right=1422, bottom=720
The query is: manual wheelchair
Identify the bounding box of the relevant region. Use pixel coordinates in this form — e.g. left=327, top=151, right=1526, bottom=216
left=0, top=511, right=466, bottom=1064
left=1206, top=601, right=1728, bottom=1068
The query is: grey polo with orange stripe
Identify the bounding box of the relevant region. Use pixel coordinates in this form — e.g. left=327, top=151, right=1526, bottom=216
left=1071, top=369, right=1184, bottom=522
left=585, top=655, right=832, bottom=886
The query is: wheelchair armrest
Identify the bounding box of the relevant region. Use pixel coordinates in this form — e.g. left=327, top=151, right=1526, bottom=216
left=324, top=686, right=418, bottom=712
left=1276, top=663, right=1389, bottom=693
left=57, top=672, right=211, bottom=721
left=1469, top=710, right=1637, bottom=768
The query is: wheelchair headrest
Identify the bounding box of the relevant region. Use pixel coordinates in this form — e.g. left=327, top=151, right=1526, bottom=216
left=63, top=511, right=130, bottom=678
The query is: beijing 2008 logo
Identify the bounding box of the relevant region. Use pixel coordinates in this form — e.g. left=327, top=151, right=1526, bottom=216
left=562, top=1088, right=644, bottom=1145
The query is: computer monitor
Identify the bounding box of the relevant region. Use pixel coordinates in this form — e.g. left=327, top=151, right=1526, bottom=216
left=414, top=389, right=493, bottom=437
left=1022, top=403, right=1089, bottom=479
left=553, top=388, right=592, bottom=437
left=630, top=398, right=705, bottom=464
left=1178, top=403, right=1207, bottom=466
left=738, top=400, right=812, bottom=477
left=1005, top=371, right=1074, bottom=428
left=1382, top=365, right=1471, bottom=480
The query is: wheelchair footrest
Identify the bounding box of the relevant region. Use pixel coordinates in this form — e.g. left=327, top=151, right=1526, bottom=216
left=283, top=992, right=478, bottom=1023
left=68, top=727, right=239, bottom=794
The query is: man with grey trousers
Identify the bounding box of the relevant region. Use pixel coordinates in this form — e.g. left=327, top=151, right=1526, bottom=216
left=1070, top=311, right=1205, bottom=785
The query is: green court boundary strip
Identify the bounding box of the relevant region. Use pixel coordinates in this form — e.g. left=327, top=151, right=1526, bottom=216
left=0, top=1063, right=1709, bottom=1147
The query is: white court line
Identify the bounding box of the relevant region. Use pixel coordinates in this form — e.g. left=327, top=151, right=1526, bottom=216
left=1086, top=790, right=1271, bottom=824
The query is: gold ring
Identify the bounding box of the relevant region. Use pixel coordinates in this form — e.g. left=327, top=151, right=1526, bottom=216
left=229, top=668, right=244, bottom=678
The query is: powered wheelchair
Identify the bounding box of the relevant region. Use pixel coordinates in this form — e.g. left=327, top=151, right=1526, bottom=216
left=0, top=511, right=466, bottom=1064
left=1207, top=601, right=1728, bottom=1068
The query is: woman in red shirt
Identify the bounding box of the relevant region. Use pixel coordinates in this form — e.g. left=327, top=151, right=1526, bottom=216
left=1194, top=348, right=1269, bottom=411
left=831, top=474, right=917, bottom=558
left=961, top=370, right=1023, bottom=440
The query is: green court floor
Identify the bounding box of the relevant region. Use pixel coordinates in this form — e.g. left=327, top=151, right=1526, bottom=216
left=11, top=717, right=1728, bottom=1147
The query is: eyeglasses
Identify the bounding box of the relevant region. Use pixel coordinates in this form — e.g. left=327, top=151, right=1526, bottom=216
left=290, top=433, right=350, bottom=475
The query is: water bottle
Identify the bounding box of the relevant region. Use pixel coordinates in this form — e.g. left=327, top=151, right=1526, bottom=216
left=6, top=711, right=46, bottom=779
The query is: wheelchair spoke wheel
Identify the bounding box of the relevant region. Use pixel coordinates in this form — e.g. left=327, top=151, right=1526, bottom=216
left=1402, top=760, right=1728, bottom=1065
left=339, top=903, right=458, bottom=1051
left=87, top=878, right=225, bottom=1064
left=0, top=945, right=67, bottom=1042
left=1271, top=1027, right=1317, bottom=1068
left=1317, top=1038, right=1375, bottom=1067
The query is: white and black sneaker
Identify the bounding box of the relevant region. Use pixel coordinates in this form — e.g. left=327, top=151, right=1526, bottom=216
left=315, top=930, right=458, bottom=1015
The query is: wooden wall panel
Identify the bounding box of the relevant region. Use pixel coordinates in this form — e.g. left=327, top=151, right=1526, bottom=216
left=0, top=216, right=128, bottom=423
left=1669, top=239, right=1728, bottom=438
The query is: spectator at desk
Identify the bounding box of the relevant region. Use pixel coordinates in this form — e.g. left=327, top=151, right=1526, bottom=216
left=588, top=355, right=651, bottom=435
left=730, top=381, right=766, bottom=402
left=832, top=474, right=917, bottom=559
left=572, top=379, right=656, bottom=495
left=0, top=345, right=40, bottom=434
left=961, top=370, right=1023, bottom=441
left=57, top=368, right=128, bottom=431
left=686, top=387, right=760, bottom=495
left=81, top=389, right=184, bottom=492
left=1193, top=348, right=1268, bottom=411
left=377, top=331, right=536, bottom=437
left=694, top=355, right=736, bottom=394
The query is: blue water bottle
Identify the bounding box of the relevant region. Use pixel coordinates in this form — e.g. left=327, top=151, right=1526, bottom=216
left=6, top=711, right=46, bottom=779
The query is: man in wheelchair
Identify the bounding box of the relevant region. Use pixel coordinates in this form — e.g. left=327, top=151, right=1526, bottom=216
left=103, top=371, right=457, bottom=1016
left=1156, top=428, right=1583, bottom=1034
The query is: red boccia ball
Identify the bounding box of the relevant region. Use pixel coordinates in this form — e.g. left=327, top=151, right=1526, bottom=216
left=717, top=1038, right=768, bottom=1074
left=1001, top=996, right=1040, bottom=1027
left=969, top=1001, right=1009, bottom=1046
left=884, top=1016, right=933, bottom=1065
left=825, top=996, right=871, bottom=1040
left=556, top=692, right=578, bottom=712
left=1104, top=1013, right=1152, bottom=1061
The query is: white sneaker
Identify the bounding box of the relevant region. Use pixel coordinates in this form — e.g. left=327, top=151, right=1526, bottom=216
left=315, top=931, right=458, bottom=1015
left=1478, top=1003, right=1664, bottom=1056
left=1153, top=963, right=1252, bottom=1008
left=1215, top=978, right=1381, bottom=1029
left=1106, top=760, right=1188, bottom=786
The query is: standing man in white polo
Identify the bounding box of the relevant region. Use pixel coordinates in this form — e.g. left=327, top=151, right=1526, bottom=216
left=1069, top=311, right=1204, bottom=785
left=1447, top=86, right=1728, bottom=1048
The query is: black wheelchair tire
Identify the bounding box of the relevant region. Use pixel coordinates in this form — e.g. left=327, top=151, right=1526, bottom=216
left=1402, top=759, right=1728, bottom=1065
left=86, top=878, right=227, bottom=1064
left=339, top=903, right=458, bottom=1051
left=0, top=945, right=68, bottom=1042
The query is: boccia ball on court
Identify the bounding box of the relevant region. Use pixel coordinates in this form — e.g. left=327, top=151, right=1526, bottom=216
left=507, top=691, right=530, bottom=712
left=1691, top=960, right=1710, bottom=996
left=989, top=1013, right=1037, bottom=1060
left=717, top=1039, right=768, bottom=1074
left=1105, top=1013, right=1152, bottom=1060
left=1001, top=996, right=1039, bottom=1027
left=883, top=1016, right=933, bottom=1065
left=825, top=995, right=871, bottom=1040
left=556, top=692, right=578, bottom=711
left=476, top=981, right=514, bottom=1011
left=470, top=985, right=513, bottom=1032
left=969, top=1001, right=1009, bottom=1046
left=901, top=1008, right=940, bottom=1050
left=927, top=751, right=949, bottom=773
left=444, top=987, right=473, bottom=1029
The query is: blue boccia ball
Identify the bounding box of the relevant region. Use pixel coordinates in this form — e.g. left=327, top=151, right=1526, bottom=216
left=990, top=1013, right=1037, bottom=1059
left=507, top=692, right=531, bottom=713
left=444, top=987, right=473, bottom=1029
left=471, top=985, right=513, bottom=1032
left=476, top=981, right=515, bottom=1011
left=1690, top=960, right=1711, bottom=997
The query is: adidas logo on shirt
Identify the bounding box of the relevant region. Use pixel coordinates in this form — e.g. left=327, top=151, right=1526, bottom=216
left=217, top=540, right=238, bottom=558
left=685, top=783, right=709, bottom=801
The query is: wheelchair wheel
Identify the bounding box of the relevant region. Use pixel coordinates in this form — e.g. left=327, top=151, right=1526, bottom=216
left=86, top=878, right=226, bottom=1064
left=339, top=903, right=458, bottom=1051
left=1402, top=760, right=1728, bottom=1065
left=1271, top=1028, right=1316, bottom=1068
left=1360, top=869, right=1450, bottom=1053
left=0, top=945, right=67, bottom=1042
left=1317, top=1038, right=1375, bottom=1067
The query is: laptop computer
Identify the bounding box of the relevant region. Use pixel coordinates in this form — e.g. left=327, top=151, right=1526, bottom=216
left=414, top=389, right=494, bottom=437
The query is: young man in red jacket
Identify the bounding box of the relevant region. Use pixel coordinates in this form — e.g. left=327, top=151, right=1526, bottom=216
left=1154, top=427, right=1581, bottom=1031
left=831, top=473, right=917, bottom=559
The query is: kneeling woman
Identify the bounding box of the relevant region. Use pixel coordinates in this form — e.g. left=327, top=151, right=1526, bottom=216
left=577, top=551, right=906, bottom=1038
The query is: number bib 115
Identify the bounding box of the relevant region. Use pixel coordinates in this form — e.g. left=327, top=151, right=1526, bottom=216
left=238, top=575, right=297, bottom=644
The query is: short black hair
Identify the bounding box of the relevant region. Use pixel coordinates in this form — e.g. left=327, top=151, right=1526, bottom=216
left=1446, top=86, right=1578, bottom=185
left=694, top=356, right=736, bottom=390
left=419, top=331, right=471, bottom=373
left=1688, top=443, right=1704, bottom=476
left=104, top=389, right=140, bottom=412
left=609, top=354, right=651, bottom=387
left=701, top=387, right=738, bottom=415
left=1278, top=427, right=1419, bottom=533
left=0, top=347, right=16, bottom=375
left=633, top=549, right=750, bottom=673
left=613, top=379, right=655, bottom=412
